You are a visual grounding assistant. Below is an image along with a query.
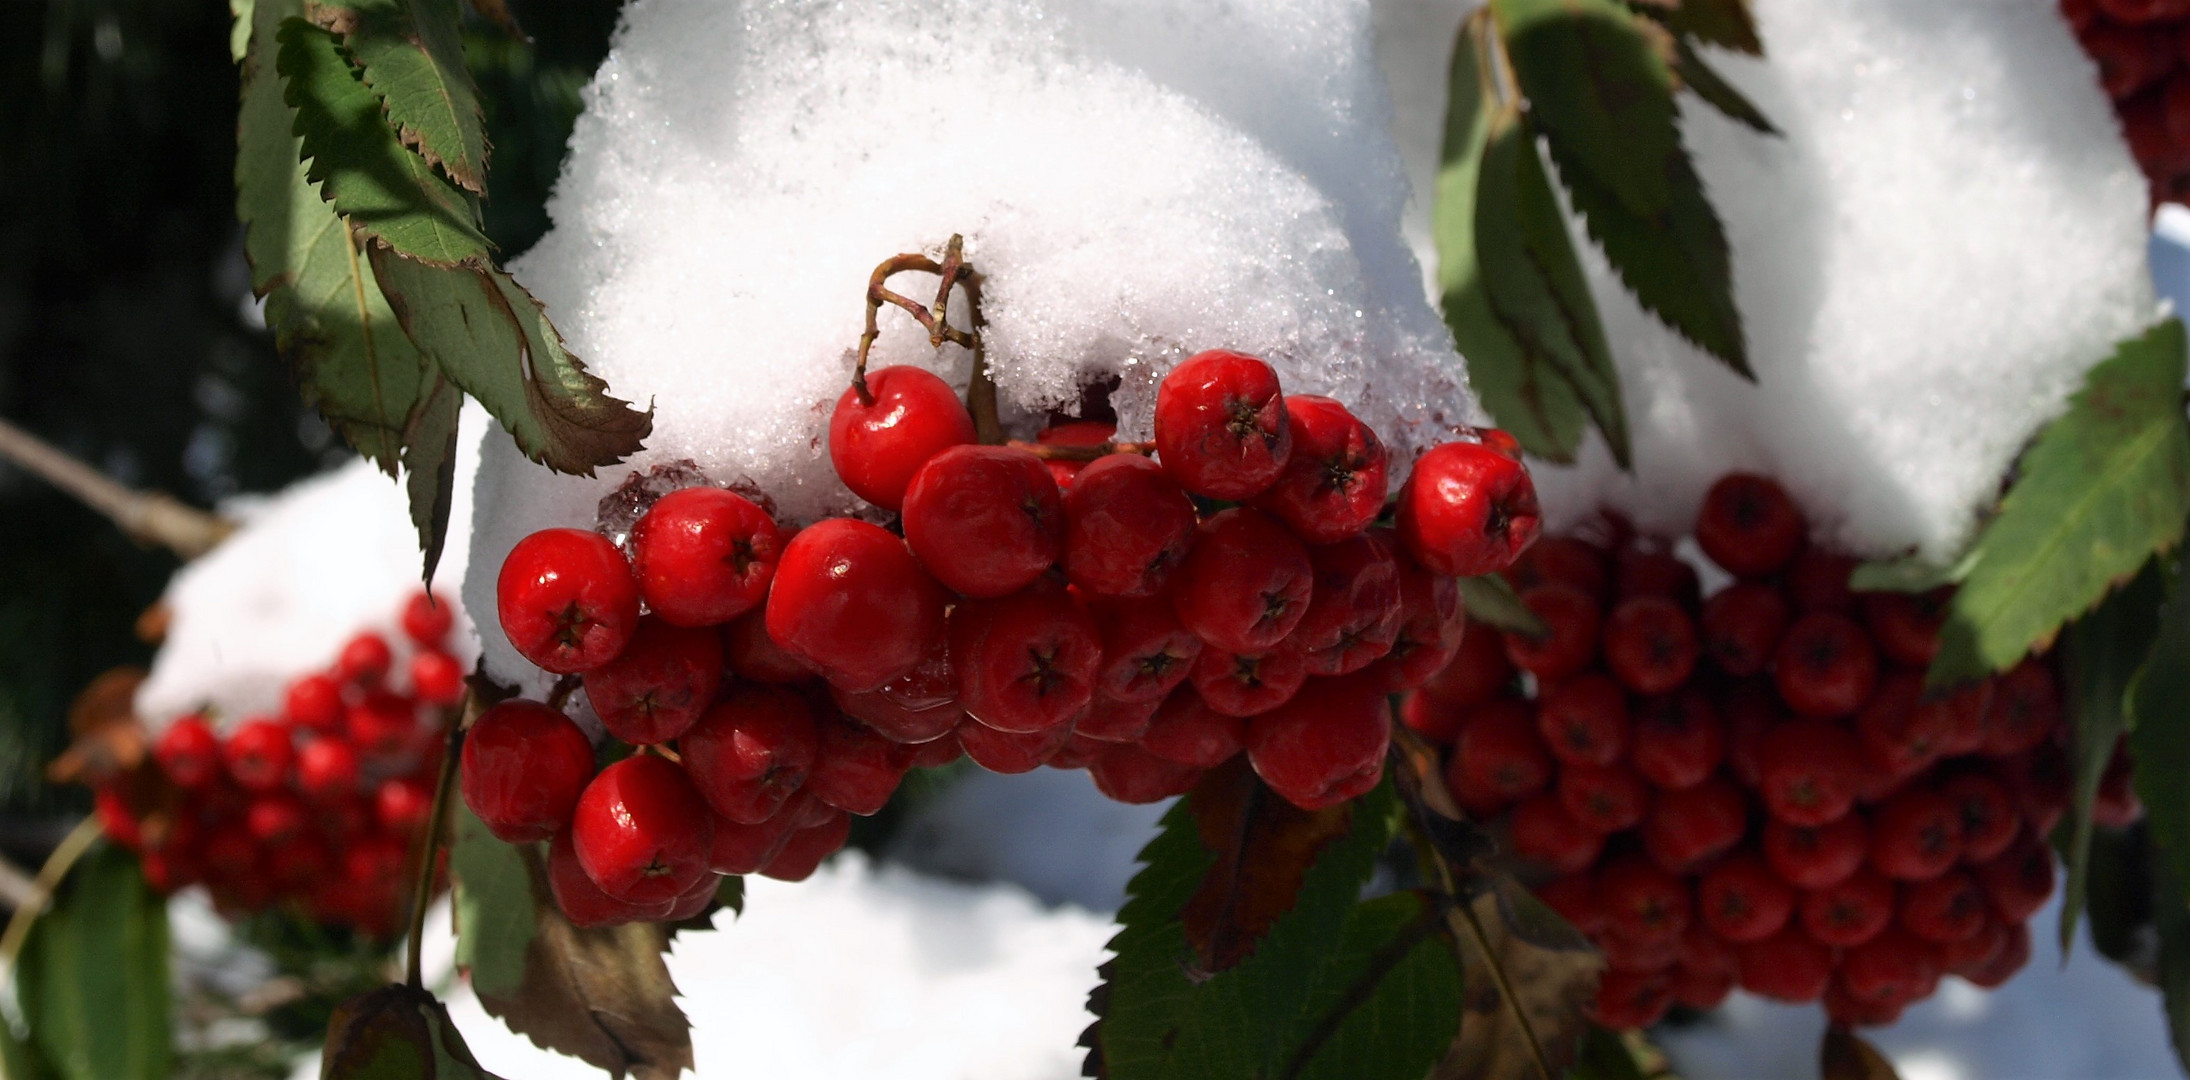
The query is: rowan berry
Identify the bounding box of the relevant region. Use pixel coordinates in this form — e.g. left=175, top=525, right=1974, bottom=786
left=1535, top=673, right=1628, bottom=766
left=1419, top=621, right=1510, bottom=708
left=1800, top=866, right=1894, bottom=947
left=1508, top=536, right=1610, bottom=604
left=1603, top=596, right=1698, bottom=695
left=904, top=445, right=1066, bottom=598
left=1373, top=556, right=1467, bottom=692
left=831, top=637, right=963, bottom=745
left=958, top=717, right=1074, bottom=774
left=1629, top=690, right=1725, bottom=790
left=1614, top=545, right=1701, bottom=610
left=1508, top=794, right=1602, bottom=873
left=1762, top=813, right=1868, bottom=890
left=760, top=810, right=853, bottom=882
left=571, top=754, right=714, bottom=904
left=1594, top=970, right=1672, bottom=1031
left=630, top=486, right=782, bottom=626
left=707, top=812, right=798, bottom=876
left=1537, top=873, right=1608, bottom=936
left=460, top=699, right=596, bottom=843
left=1870, top=788, right=1963, bottom=881
left=1291, top=534, right=1403, bottom=676
left=1974, top=830, right=2056, bottom=923
left=346, top=689, right=417, bottom=757
left=1786, top=548, right=1858, bottom=614
left=410, top=650, right=465, bottom=707
left=679, top=685, right=819, bottom=824
left=1243, top=675, right=1390, bottom=810
left=1756, top=720, right=1862, bottom=826
left=374, top=776, right=434, bottom=833
left=1501, top=584, right=1599, bottom=681
left=496, top=528, right=641, bottom=674
left=766, top=519, right=946, bottom=692
left=296, top=736, right=361, bottom=802
left=336, top=631, right=393, bottom=687
left=1254, top=394, right=1389, bottom=543
left=1172, top=509, right=1314, bottom=653
left=1700, top=582, right=1788, bottom=677
left=1983, top=660, right=2062, bottom=757
left=1087, top=744, right=1203, bottom=804
left=224, top=718, right=294, bottom=792
left=1076, top=692, right=1163, bottom=744
left=1698, top=853, right=1795, bottom=943
left=1737, top=926, right=1834, bottom=1002
left=583, top=616, right=723, bottom=745
left=1863, top=589, right=1948, bottom=667
left=1190, top=645, right=1307, bottom=717
left=1446, top=699, right=1553, bottom=813
left=549, top=828, right=669, bottom=928
left=1901, top=868, right=1988, bottom=943
left=401, top=590, right=454, bottom=647
left=1600, top=855, right=1692, bottom=945
left=1773, top=612, right=1879, bottom=718
left=1060, top=454, right=1197, bottom=598
left=1640, top=776, right=1747, bottom=873
left=156, top=713, right=221, bottom=789
left=828, top=365, right=977, bottom=512
left=723, top=612, right=814, bottom=684
left=1557, top=761, right=1651, bottom=835
left=1152, top=349, right=1293, bottom=499
left=805, top=714, right=911, bottom=816
left=1139, top=692, right=1246, bottom=769
left=1960, top=921, right=2031, bottom=988
left=1396, top=441, right=1541, bottom=577
left=284, top=673, right=345, bottom=732
left=950, top=584, right=1102, bottom=733
left=1694, top=473, right=1805, bottom=578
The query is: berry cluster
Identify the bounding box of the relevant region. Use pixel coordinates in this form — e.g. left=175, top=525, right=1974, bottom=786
left=474, top=348, right=1543, bottom=927
left=1403, top=474, right=2138, bottom=1030
left=97, top=592, right=464, bottom=936
left=2062, top=0, right=2190, bottom=205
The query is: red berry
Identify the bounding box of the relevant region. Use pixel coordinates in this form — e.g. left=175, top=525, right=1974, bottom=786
left=402, top=590, right=454, bottom=647
left=1901, top=868, right=1988, bottom=943
left=1629, top=690, right=1724, bottom=790
left=1061, top=454, right=1197, bottom=598
left=1668, top=960, right=1735, bottom=1012
left=284, top=673, right=345, bottom=732
left=1700, top=582, right=1788, bottom=677
left=1926, top=681, right=1992, bottom=757
left=1446, top=699, right=1553, bottom=813
left=460, top=700, right=597, bottom=843
left=1501, top=585, right=1600, bottom=682
left=156, top=713, right=221, bottom=789
left=336, top=632, right=393, bottom=688
left=582, top=616, right=724, bottom=745
left=1959, top=920, right=2031, bottom=988
left=1372, top=556, right=1466, bottom=692
left=1854, top=673, right=1951, bottom=782
left=1077, top=693, right=1163, bottom=744
left=1395, top=442, right=1542, bottom=577
left=1090, top=599, right=1204, bottom=705
left=1139, top=692, right=1247, bottom=768
left=1601, top=855, right=1692, bottom=945
left=1940, top=912, right=2009, bottom=977
left=375, top=776, right=434, bottom=833
left=1253, top=395, right=1389, bottom=543
left=1870, top=789, right=1963, bottom=881
left=766, top=519, right=947, bottom=692
left=958, top=717, right=1074, bottom=774
left=1639, top=776, right=1747, bottom=873
left=1738, top=925, right=1834, bottom=1002
left=295, top=737, right=361, bottom=802
left=1863, top=589, right=1948, bottom=667
left=1537, top=873, right=1608, bottom=936
left=2001, top=741, right=2073, bottom=836
left=828, top=365, right=977, bottom=512
left=1594, top=969, right=1672, bottom=1031
left=903, top=446, right=1065, bottom=598
left=707, top=812, right=798, bottom=876
left=1171, top=509, right=1314, bottom=654
left=496, top=528, right=642, bottom=675
left=346, top=690, right=418, bottom=757
left=1699, top=854, right=1795, bottom=944
left=950, top=584, right=1102, bottom=733
left=1400, top=693, right=1466, bottom=744
left=243, top=792, right=305, bottom=844
left=1300, top=540, right=1407, bottom=679
left=1557, top=761, right=1650, bottom=835
left=410, top=651, right=465, bottom=707
left=1762, top=814, right=1868, bottom=891
left=830, top=637, right=963, bottom=744
left=571, top=754, right=714, bottom=904
left=1757, top=720, right=1862, bottom=826
left=1602, top=596, right=1698, bottom=695
left=549, top=828, right=667, bottom=927
left=1243, top=675, right=1390, bottom=810
left=1772, top=612, right=1879, bottom=718
left=630, top=487, right=782, bottom=626
left=1787, top=548, right=1858, bottom=614
left=1613, top=545, right=1700, bottom=609
left=722, top=611, right=814, bottom=684
left=1419, top=621, right=1510, bottom=708
left=759, top=810, right=853, bottom=882
left=1536, top=673, right=1629, bottom=766
left=1799, top=866, right=1894, bottom=946
left=1841, top=926, right=1941, bottom=1004
left=1507, top=536, right=1610, bottom=605
left=1152, top=349, right=1293, bottom=499
left=1939, top=769, right=2019, bottom=863
left=224, top=718, right=294, bottom=792
left=1694, top=473, right=1805, bottom=578
left=905, top=730, right=965, bottom=770
left=1718, top=679, right=1781, bottom=788
left=1507, top=794, right=1602, bottom=873
left=1088, top=744, right=1204, bottom=803
left=1190, top=644, right=1307, bottom=717
left=1983, top=660, right=2062, bottom=756
left=1974, top=829, right=2056, bottom=923
left=680, top=685, right=819, bottom=824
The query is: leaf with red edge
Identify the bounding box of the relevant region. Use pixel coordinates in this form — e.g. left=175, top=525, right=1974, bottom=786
left=1181, top=760, right=1356, bottom=977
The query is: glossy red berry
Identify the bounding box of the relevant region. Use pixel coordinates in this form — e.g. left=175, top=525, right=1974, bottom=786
left=1602, top=596, right=1698, bottom=695
left=336, top=632, right=392, bottom=687
left=1901, top=868, right=1988, bottom=943
left=1395, top=441, right=1541, bottom=577
left=1139, top=692, right=1247, bottom=769
left=958, top=717, right=1074, bottom=774
left=1292, top=534, right=1403, bottom=676
left=1537, top=873, right=1608, bottom=936
left=1153, top=349, right=1293, bottom=499
left=1171, top=509, right=1314, bottom=654
left=1594, top=969, right=1672, bottom=1031
left=345, top=690, right=418, bottom=757
left=1870, top=788, right=1963, bottom=881
left=707, top=812, right=799, bottom=876
left=831, top=637, right=963, bottom=745
left=1062, top=454, right=1198, bottom=598
left=549, top=828, right=668, bottom=927
left=630, top=486, right=782, bottom=627
left=1960, top=921, right=2031, bottom=988
left=1446, top=699, right=1554, bottom=813
left=805, top=714, right=911, bottom=816
left=766, top=519, right=946, bottom=692
left=284, top=673, right=345, bottom=732
left=1738, top=926, right=1834, bottom=1002
left=1507, top=794, right=1603, bottom=873
left=1535, top=673, right=1629, bottom=766
left=950, top=584, right=1102, bottom=733
left=1787, top=548, right=1858, bottom=614
left=1694, top=473, right=1805, bottom=578
left=1508, top=536, right=1610, bottom=604
left=1557, top=761, right=1650, bottom=835
left=829, top=365, right=977, bottom=512
left=582, top=616, right=723, bottom=745
left=1090, top=599, right=1203, bottom=705
left=155, top=713, right=221, bottom=789
left=1601, top=855, right=1692, bottom=945
left=1840, top=926, right=1941, bottom=1004
left=1799, top=866, right=1894, bottom=946
left=402, top=590, right=454, bottom=647
left=1756, top=720, right=1862, bottom=826
left=1501, top=585, right=1600, bottom=682
left=1863, top=589, right=1948, bottom=667
left=679, top=686, right=819, bottom=824
left=1762, top=814, right=1868, bottom=890
left=760, top=810, right=854, bottom=882
left=1244, top=675, right=1390, bottom=810
left=903, top=445, right=1065, bottom=598
left=460, top=700, right=597, bottom=843
left=1699, top=582, right=1789, bottom=677
left=375, top=777, right=434, bottom=833
left=1190, top=645, right=1307, bottom=717
left=1614, top=545, right=1700, bottom=609
left=1773, top=612, right=1879, bottom=718
left=224, top=718, right=294, bottom=792
left=409, top=650, right=465, bottom=707
left=296, top=737, right=361, bottom=802
left=1077, top=693, right=1163, bottom=744
left=1088, top=744, right=1204, bottom=803
left=1629, top=690, right=1724, bottom=790
left=1698, top=853, right=1795, bottom=943
left=571, top=754, right=714, bottom=904
left=1974, top=830, right=2056, bottom=923
left=722, top=612, right=814, bottom=684
left=1373, top=555, right=1466, bottom=692
left=1639, top=777, right=1747, bottom=873
left=496, top=528, right=642, bottom=674
left=1254, top=395, right=1388, bottom=543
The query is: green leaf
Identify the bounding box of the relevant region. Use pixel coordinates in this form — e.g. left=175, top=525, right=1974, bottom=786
left=321, top=983, right=509, bottom=1080
left=2081, top=822, right=2155, bottom=972
left=1473, top=106, right=1631, bottom=466
left=1660, top=0, right=1761, bottom=55
left=2134, top=541, right=2190, bottom=906
left=1087, top=766, right=1446, bottom=1080
left=368, top=248, right=653, bottom=477
left=1284, top=892, right=1460, bottom=1080
left=14, top=845, right=170, bottom=1080
left=401, top=372, right=462, bottom=583
left=1435, top=14, right=1589, bottom=462
left=1931, top=319, right=2190, bottom=689
left=450, top=804, right=535, bottom=1000
left=1674, top=38, right=1776, bottom=135
left=1849, top=550, right=1977, bottom=594
left=278, top=17, right=493, bottom=268
left=230, top=0, right=256, bottom=62
left=308, top=0, right=491, bottom=192
left=1566, top=1027, right=1648, bottom=1080
left=2060, top=560, right=2166, bottom=955
left=2154, top=855, right=2190, bottom=1076
left=238, top=0, right=434, bottom=474
left=1557, top=151, right=1748, bottom=376
left=1458, top=574, right=1550, bottom=640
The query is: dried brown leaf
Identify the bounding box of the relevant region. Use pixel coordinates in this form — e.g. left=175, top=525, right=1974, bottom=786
left=1435, top=891, right=1602, bottom=1080
left=47, top=667, right=150, bottom=786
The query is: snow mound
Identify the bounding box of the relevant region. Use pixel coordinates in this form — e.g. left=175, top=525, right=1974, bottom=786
left=135, top=406, right=486, bottom=729
left=465, top=0, right=1466, bottom=689
left=1376, top=0, right=2157, bottom=559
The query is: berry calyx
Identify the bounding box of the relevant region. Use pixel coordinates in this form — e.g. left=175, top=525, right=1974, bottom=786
left=1152, top=349, right=1293, bottom=499
left=1395, top=441, right=1542, bottom=577
left=949, top=584, right=1102, bottom=734
left=496, top=528, right=642, bottom=675
left=629, top=486, right=783, bottom=627
left=1171, top=509, right=1313, bottom=654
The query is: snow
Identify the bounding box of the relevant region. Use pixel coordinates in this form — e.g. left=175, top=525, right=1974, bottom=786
left=1374, top=0, right=2159, bottom=560
left=463, top=0, right=1471, bottom=692
left=133, top=403, right=487, bottom=729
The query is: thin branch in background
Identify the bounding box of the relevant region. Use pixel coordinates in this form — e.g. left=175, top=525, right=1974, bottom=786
left=0, top=417, right=236, bottom=559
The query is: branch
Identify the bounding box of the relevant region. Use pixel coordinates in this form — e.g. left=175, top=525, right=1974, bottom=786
left=0, top=417, right=235, bottom=559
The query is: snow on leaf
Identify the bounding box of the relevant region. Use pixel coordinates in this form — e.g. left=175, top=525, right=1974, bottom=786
left=1929, top=319, right=2190, bottom=690
left=1820, top=1027, right=1902, bottom=1080
left=14, top=845, right=169, bottom=1080
left=1435, top=12, right=1589, bottom=462
left=2060, top=561, right=2165, bottom=956
left=277, top=17, right=492, bottom=268
left=238, top=0, right=432, bottom=475
left=2132, top=546, right=2190, bottom=912
left=321, top=983, right=510, bottom=1080
left=306, top=0, right=491, bottom=192
left=367, top=248, right=652, bottom=478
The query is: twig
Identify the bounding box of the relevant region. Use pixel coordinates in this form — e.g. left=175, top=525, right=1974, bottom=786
left=1008, top=439, right=1156, bottom=462
left=0, top=852, right=42, bottom=912
left=852, top=236, right=1004, bottom=444
left=0, top=817, right=104, bottom=977
left=405, top=692, right=471, bottom=989
left=0, top=417, right=235, bottom=559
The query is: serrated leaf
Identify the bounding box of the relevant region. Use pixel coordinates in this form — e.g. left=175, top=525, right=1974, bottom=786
left=307, top=0, right=490, bottom=192
left=322, top=983, right=510, bottom=1080
left=1849, top=550, right=1976, bottom=594
left=368, top=248, right=652, bottom=476
left=1087, top=765, right=1432, bottom=1080
left=2061, top=560, right=2166, bottom=955
left=401, top=372, right=462, bottom=583
left=1474, top=107, right=1632, bottom=466
left=1434, top=14, right=1588, bottom=462
left=1181, top=765, right=1356, bottom=977
left=1674, top=38, right=1776, bottom=134
left=238, top=0, right=433, bottom=474
left=1930, top=320, right=2190, bottom=689
left=2133, top=542, right=2190, bottom=908
left=1660, top=0, right=1760, bottom=55
left=1458, top=574, right=1550, bottom=640
left=1820, top=1027, right=1901, bottom=1080
left=2082, top=821, right=2156, bottom=974
left=13, top=845, right=169, bottom=1080
left=1284, top=891, right=1461, bottom=1080
left=471, top=843, right=692, bottom=1080
left=450, top=804, right=534, bottom=1000
left=278, top=17, right=492, bottom=267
